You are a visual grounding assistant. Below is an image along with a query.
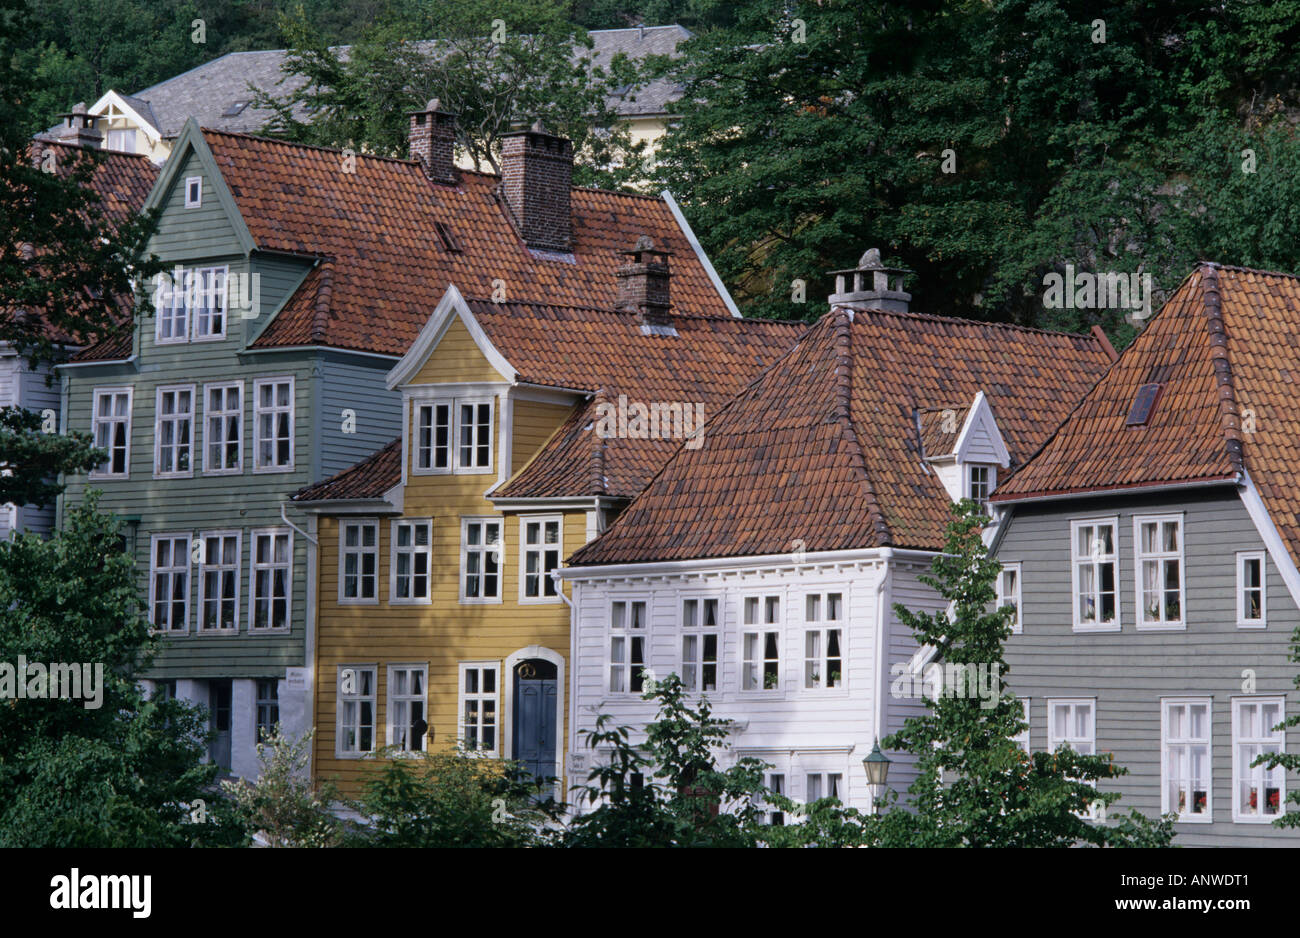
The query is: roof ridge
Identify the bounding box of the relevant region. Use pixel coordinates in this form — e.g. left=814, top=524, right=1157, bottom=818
left=310, top=263, right=333, bottom=344
left=202, top=127, right=426, bottom=169
left=846, top=305, right=1101, bottom=342
left=1200, top=265, right=1246, bottom=474
left=590, top=388, right=609, bottom=496
left=468, top=296, right=807, bottom=327
left=834, top=310, right=893, bottom=545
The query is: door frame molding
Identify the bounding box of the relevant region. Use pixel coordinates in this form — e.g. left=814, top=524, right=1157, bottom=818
left=503, top=645, right=565, bottom=795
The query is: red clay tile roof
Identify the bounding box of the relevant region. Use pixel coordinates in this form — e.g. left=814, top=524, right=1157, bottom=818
left=296, top=300, right=805, bottom=503
left=68, top=330, right=134, bottom=363
left=294, top=438, right=401, bottom=502
left=993, top=264, right=1300, bottom=574
left=917, top=403, right=970, bottom=459
left=195, top=129, right=737, bottom=356
left=570, top=307, right=1112, bottom=565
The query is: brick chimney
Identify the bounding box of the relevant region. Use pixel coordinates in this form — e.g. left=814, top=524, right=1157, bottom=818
left=500, top=120, right=573, bottom=252
left=57, top=102, right=103, bottom=149
left=616, top=236, right=674, bottom=329
left=828, top=247, right=912, bottom=313
left=407, top=98, right=457, bottom=185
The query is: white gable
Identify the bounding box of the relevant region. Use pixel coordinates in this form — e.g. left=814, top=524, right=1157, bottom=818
left=954, top=391, right=1010, bottom=468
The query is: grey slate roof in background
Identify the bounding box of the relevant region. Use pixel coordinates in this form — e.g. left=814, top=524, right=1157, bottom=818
left=87, top=24, right=689, bottom=140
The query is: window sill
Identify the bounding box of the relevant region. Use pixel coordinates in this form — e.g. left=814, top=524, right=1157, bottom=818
left=248, top=626, right=292, bottom=635
left=1171, top=813, right=1213, bottom=824
left=1236, top=621, right=1268, bottom=630
left=191, top=334, right=226, bottom=343
left=252, top=465, right=295, bottom=475
left=154, top=471, right=195, bottom=480
left=194, top=628, right=240, bottom=636
left=518, top=596, right=564, bottom=606
left=458, top=597, right=504, bottom=605
left=1135, top=621, right=1186, bottom=632
left=89, top=473, right=130, bottom=482
left=1232, top=814, right=1281, bottom=824
left=338, top=598, right=380, bottom=607
left=1072, top=622, right=1121, bottom=633
left=389, top=598, right=433, bottom=606
left=202, top=467, right=243, bottom=477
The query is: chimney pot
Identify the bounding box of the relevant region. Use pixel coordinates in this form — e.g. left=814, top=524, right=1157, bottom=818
left=57, top=102, right=102, bottom=150
left=616, top=236, right=674, bottom=329
left=408, top=99, right=457, bottom=185
left=828, top=246, right=912, bottom=313
left=500, top=120, right=574, bottom=253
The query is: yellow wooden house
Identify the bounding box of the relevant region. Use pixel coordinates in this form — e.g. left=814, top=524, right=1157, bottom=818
left=293, top=276, right=802, bottom=798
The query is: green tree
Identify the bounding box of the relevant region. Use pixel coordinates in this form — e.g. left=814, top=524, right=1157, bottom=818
left=222, top=728, right=345, bottom=847
left=257, top=0, right=651, bottom=187
left=350, top=747, right=558, bottom=847
left=0, top=494, right=237, bottom=846
left=562, top=673, right=767, bottom=846
left=872, top=501, right=1175, bottom=847
left=0, top=406, right=103, bottom=508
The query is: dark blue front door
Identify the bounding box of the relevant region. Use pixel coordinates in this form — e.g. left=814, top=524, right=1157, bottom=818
left=512, top=660, right=557, bottom=784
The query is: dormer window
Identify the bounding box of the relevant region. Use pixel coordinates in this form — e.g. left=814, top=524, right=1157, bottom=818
left=156, top=265, right=228, bottom=344
left=412, top=396, right=493, bottom=475
left=966, top=464, right=994, bottom=514
left=184, top=176, right=202, bottom=208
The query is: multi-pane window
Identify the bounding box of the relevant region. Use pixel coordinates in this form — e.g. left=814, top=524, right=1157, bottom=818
left=149, top=534, right=189, bottom=631
left=459, top=663, right=499, bottom=755
left=681, top=597, right=720, bottom=693
left=803, top=592, right=843, bottom=689
left=521, top=517, right=561, bottom=601
left=1049, top=698, right=1102, bottom=819
left=609, top=600, right=648, bottom=693
left=91, top=388, right=132, bottom=477
left=805, top=772, right=843, bottom=804
left=458, top=401, right=492, bottom=470
left=764, top=772, right=786, bottom=826
left=157, top=271, right=189, bottom=342
left=1237, top=551, right=1266, bottom=628
left=1071, top=519, right=1118, bottom=630
left=337, top=666, right=376, bottom=755
left=154, top=386, right=194, bottom=477
left=339, top=521, right=378, bottom=603
left=388, top=665, right=428, bottom=752
left=203, top=382, right=242, bottom=473
left=414, top=402, right=451, bottom=472
left=741, top=595, right=781, bottom=691
left=197, top=531, right=240, bottom=631
left=253, top=377, right=293, bottom=471
left=1233, top=698, right=1285, bottom=822
left=250, top=529, right=291, bottom=629
left=967, top=464, right=993, bottom=514
left=190, top=266, right=228, bottom=340
left=461, top=518, right=501, bottom=602
left=255, top=679, right=279, bottom=742
left=390, top=520, right=432, bottom=603
left=1135, top=515, right=1183, bottom=628
left=998, top=562, right=1022, bottom=633
left=1162, top=699, right=1212, bottom=820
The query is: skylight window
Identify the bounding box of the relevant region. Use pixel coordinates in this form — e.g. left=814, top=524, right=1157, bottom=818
left=221, top=100, right=251, bottom=118
left=1126, top=382, right=1163, bottom=426
left=434, top=221, right=462, bottom=253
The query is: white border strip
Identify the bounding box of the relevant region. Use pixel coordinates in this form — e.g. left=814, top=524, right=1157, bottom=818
left=660, top=190, right=742, bottom=318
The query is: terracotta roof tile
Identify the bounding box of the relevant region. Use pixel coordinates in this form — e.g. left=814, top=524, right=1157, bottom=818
left=294, top=438, right=400, bottom=501
left=571, top=308, right=1111, bottom=564
left=194, top=130, right=736, bottom=357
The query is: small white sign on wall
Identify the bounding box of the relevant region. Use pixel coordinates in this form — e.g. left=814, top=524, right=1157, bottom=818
left=285, top=667, right=310, bottom=692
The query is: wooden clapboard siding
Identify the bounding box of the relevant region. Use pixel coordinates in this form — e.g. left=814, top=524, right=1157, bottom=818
left=512, top=399, right=571, bottom=471
left=999, top=487, right=1300, bottom=846
left=411, top=317, right=505, bottom=385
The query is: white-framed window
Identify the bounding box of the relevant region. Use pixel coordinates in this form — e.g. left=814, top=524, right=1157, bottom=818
left=1162, top=698, right=1212, bottom=821
left=520, top=515, right=562, bottom=603
left=609, top=599, right=648, bottom=694
left=1237, top=551, right=1266, bottom=628
left=90, top=387, right=132, bottom=478
left=338, top=520, right=378, bottom=604
left=190, top=266, right=228, bottom=340
left=197, top=530, right=240, bottom=631
left=763, top=771, right=787, bottom=826
left=681, top=597, right=720, bottom=693
left=202, top=381, right=242, bottom=474
left=390, top=519, right=432, bottom=603
left=1232, top=697, right=1285, bottom=823
left=998, top=562, right=1022, bottom=633
left=460, top=517, right=502, bottom=603
left=1048, top=698, right=1096, bottom=755
left=459, top=662, right=499, bottom=755
left=966, top=464, right=994, bottom=514
left=156, top=273, right=187, bottom=343
left=253, top=376, right=294, bottom=472
left=803, top=592, right=844, bottom=690
left=457, top=399, right=493, bottom=472
left=413, top=401, right=452, bottom=473
left=184, top=175, right=202, bottom=208
left=805, top=771, right=844, bottom=804
left=336, top=665, right=377, bottom=756
left=153, top=385, right=194, bottom=478
left=1013, top=697, right=1030, bottom=753
left=1135, top=514, right=1184, bottom=629
left=148, top=533, right=190, bottom=632
left=1070, top=518, right=1119, bottom=631
left=105, top=128, right=136, bottom=153
left=741, top=594, right=782, bottom=692
left=249, top=528, right=291, bottom=630
left=1049, top=697, right=1103, bottom=820
left=255, top=679, right=279, bottom=742
left=387, top=664, right=428, bottom=752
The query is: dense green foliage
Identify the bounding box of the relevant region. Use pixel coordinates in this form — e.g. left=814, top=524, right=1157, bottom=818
left=0, top=406, right=103, bottom=507
left=654, top=0, right=1300, bottom=341
left=0, top=495, right=238, bottom=846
